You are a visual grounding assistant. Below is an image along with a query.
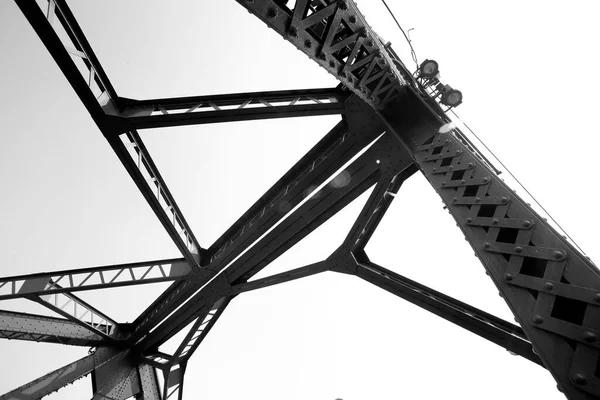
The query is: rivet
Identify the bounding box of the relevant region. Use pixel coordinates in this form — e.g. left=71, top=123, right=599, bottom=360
left=349, top=15, right=357, bottom=23
left=329, top=60, right=335, bottom=68
left=492, top=219, right=499, bottom=225
left=432, top=168, right=437, bottom=172
left=267, top=7, right=277, bottom=18
left=452, top=197, right=458, bottom=203
left=366, top=40, right=374, bottom=47
left=584, top=332, right=597, bottom=343
left=515, top=246, right=523, bottom=253
left=288, top=27, right=298, bottom=37
left=442, top=181, right=446, bottom=186
left=483, top=177, right=490, bottom=183
left=339, top=0, right=348, bottom=10
left=504, top=273, right=513, bottom=281
left=456, top=150, right=461, bottom=154
left=466, top=218, right=472, bottom=224
left=475, top=197, right=481, bottom=202
left=523, top=220, right=532, bottom=228
left=531, top=315, right=544, bottom=324
left=572, top=374, right=587, bottom=385
left=461, top=180, right=465, bottom=184
left=594, top=293, right=600, bottom=303
left=483, top=242, right=490, bottom=249
left=544, top=282, right=554, bottom=290
left=468, top=162, right=474, bottom=168
left=449, top=166, right=453, bottom=170
left=424, top=156, right=428, bottom=160
left=445, top=140, right=450, bottom=144
left=554, top=250, right=565, bottom=259
left=501, top=197, right=509, bottom=204
left=304, top=40, right=312, bottom=48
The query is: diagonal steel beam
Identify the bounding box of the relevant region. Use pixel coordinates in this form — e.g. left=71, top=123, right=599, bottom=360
left=137, top=136, right=396, bottom=351
left=111, top=88, right=347, bottom=130
left=231, top=261, right=330, bottom=294
left=0, top=347, right=125, bottom=400
left=354, top=257, right=543, bottom=366
left=129, top=95, right=384, bottom=340
left=31, top=289, right=119, bottom=341
left=0, top=309, right=106, bottom=347
left=169, top=297, right=231, bottom=366
left=344, top=164, right=418, bottom=252
left=0, top=258, right=190, bottom=300
left=15, top=0, right=206, bottom=269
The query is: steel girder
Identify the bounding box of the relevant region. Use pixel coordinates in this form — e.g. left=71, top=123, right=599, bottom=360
left=4, top=0, right=599, bottom=399
left=111, top=88, right=348, bottom=130
left=0, top=310, right=106, bottom=347
left=236, top=0, right=600, bottom=399
left=0, top=258, right=190, bottom=300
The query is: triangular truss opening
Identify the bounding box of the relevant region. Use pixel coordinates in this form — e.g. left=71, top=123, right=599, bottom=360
left=365, top=170, right=515, bottom=322
left=140, top=115, right=341, bottom=247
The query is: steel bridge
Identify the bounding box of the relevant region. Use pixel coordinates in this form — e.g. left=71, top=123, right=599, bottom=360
left=2, top=1, right=600, bottom=399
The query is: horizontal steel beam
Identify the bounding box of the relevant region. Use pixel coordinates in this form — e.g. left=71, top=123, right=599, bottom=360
left=355, top=258, right=543, bottom=366
left=0, top=309, right=106, bottom=346
left=113, top=88, right=347, bottom=130
left=0, top=258, right=190, bottom=300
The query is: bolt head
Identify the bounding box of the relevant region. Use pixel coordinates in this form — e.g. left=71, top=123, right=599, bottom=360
left=475, top=197, right=481, bottom=202
left=572, top=374, right=587, bottom=385
left=492, top=219, right=499, bottom=225
left=532, top=315, right=544, bottom=324
left=501, top=197, right=509, bottom=203
left=523, top=220, right=532, bottom=228
left=544, top=282, right=554, bottom=290
left=483, top=242, right=491, bottom=249
left=515, top=246, right=523, bottom=253
left=584, top=332, right=597, bottom=343
left=554, top=250, right=566, bottom=260
left=466, top=218, right=472, bottom=223
left=504, top=273, right=513, bottom=281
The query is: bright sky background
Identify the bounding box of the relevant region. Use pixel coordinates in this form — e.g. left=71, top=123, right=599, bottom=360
left=1, top=1, right=599, bottom=399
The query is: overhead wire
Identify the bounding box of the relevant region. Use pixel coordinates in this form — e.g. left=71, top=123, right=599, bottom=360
left=449, top=110, right=590, bottom=257
left=381, top=0, right=419, bottom=70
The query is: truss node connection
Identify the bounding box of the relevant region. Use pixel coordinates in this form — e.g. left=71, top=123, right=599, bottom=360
left=3, top=0, right=599, bottom=399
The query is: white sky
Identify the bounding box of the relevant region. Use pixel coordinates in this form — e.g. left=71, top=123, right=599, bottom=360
left=0, top=1, right=599, bottom=399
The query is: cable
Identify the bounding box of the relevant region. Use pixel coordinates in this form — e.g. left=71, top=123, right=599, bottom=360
left=381, top=0, right=419, bottom=70
left=449, top=109, right=589, bottom=257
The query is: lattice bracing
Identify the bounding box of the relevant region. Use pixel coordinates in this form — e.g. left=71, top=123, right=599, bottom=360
left=2, top=0, right=599, bottom=399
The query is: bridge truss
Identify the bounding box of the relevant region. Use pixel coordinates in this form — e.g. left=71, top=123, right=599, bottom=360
left=2, top=1, right=600, bottom=399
